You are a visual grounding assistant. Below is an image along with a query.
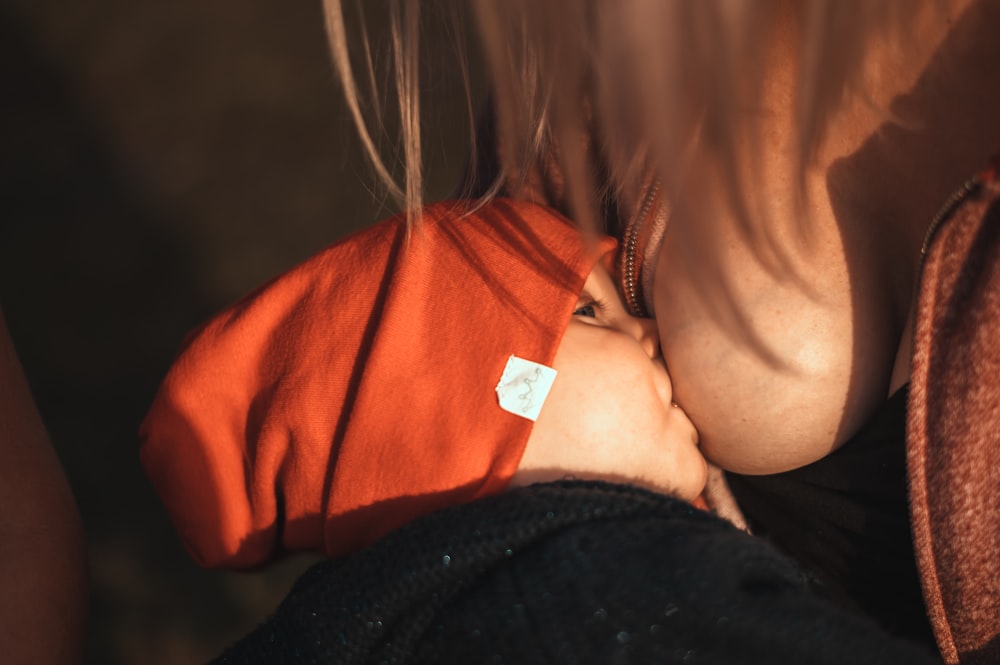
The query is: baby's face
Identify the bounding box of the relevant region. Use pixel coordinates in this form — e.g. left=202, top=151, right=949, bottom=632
left=513, top=264, right=707, bottom=501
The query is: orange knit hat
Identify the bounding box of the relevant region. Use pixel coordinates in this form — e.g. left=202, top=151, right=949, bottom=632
left=140, top=199, right=615, bottom=568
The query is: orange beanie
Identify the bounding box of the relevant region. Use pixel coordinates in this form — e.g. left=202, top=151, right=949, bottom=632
left=140, top=199, right=614, bottom=568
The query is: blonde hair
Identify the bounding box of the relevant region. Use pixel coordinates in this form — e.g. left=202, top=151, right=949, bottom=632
left=323, top=1, right=483, bottom=227
left=325, top=0, right=927, bottom=248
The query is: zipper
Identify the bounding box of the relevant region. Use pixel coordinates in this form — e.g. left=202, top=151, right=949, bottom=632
left=920, top=176, right=982, bottom=262
left=620, top=180, right=661, bottom=318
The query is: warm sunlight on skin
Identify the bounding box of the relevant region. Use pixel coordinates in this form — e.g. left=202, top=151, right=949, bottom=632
left=512, top=265, right=707, bottom=501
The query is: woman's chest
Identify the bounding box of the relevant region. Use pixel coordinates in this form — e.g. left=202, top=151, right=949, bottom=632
left=651, top=198, right=915, bottom=474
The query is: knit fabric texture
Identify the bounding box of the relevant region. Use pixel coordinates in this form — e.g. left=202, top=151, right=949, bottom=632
left=212, top=481, right=942, bottom=665
left=908, top=166, right=1000, bottom=664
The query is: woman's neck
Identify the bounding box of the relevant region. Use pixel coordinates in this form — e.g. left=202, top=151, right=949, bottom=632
left=652, top=0, right=1000, bottom=474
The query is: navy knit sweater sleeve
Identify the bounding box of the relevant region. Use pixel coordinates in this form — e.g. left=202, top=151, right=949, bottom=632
left=212, top=481, right=942, bottom=665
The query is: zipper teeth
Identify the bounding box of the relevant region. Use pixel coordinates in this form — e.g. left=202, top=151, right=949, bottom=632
left=921, top=176, right=982, bottom=259
left=908, top=171, right=989, bottom=387
left=623, top=181, right=660, bottom=317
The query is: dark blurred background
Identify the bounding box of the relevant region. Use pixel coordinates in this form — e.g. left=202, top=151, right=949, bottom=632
left=0, top=1, right=481, bottom=662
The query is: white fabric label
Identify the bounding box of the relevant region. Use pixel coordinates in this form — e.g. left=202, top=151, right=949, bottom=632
left=495, top=355, right=558, bottom=422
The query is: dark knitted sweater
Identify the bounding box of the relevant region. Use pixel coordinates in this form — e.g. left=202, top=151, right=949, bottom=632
left=212, top=481, right=939, bottom=664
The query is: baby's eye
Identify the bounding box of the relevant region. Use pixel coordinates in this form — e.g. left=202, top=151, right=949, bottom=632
left=572, top=297, right=609, bottom=321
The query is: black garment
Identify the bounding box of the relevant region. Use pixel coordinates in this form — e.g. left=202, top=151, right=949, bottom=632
left=726, top=386, right=936, bottom=651
left=212, top=480, right=940, bottom=664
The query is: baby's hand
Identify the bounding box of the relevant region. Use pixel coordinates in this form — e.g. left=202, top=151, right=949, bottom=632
left=700, top=463, right=749, bottom=530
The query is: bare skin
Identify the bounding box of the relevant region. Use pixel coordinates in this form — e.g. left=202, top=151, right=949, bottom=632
left=469, top=0, right=998, bottom=476
left=0, top=309, right=87, bottom=664
left=654, top=0, right=998, bottom=474
left=513, top=264, right=706, bottom=501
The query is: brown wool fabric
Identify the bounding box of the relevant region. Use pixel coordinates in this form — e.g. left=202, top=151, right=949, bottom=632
left=140, top=199, right=614, bottom=568
left=908, top=172, right=1000, bottom=665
